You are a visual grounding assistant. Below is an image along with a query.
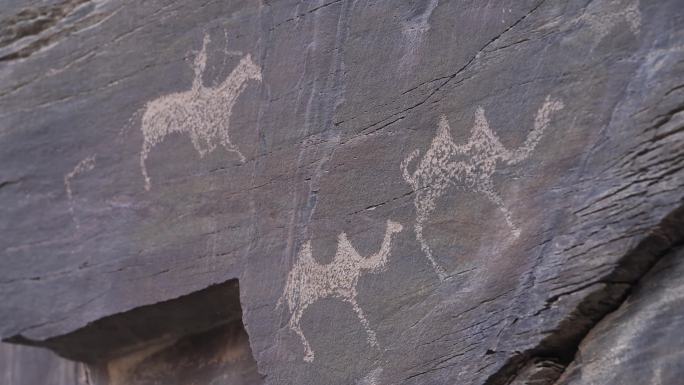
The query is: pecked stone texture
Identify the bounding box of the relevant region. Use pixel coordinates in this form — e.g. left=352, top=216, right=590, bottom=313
left=0, top=0, right=683, bottom=384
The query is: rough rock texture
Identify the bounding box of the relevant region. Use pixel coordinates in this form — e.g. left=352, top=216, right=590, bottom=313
left=0, top=0, right=683, bottom=384
left=4, top=280, right=263, bottom=384
left=555, top=246, right=684, bottom=385
left=0, top=343, right=87, bottom=385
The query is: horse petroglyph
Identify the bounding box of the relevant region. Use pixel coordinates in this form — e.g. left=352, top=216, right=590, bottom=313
left=138, top=34, right=262, bottom=190
left=278, top=220, right=403, bottom=362
left=401, top=96, right=564, bottom=280
left=64, top=155, right=96, bottom=229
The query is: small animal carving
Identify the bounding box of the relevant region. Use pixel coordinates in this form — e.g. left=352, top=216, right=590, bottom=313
left=138, top=34, right=262, bottom=190
left=401, top=96, right=564, bottom=279
left=278, top=220, right=404, bottom=362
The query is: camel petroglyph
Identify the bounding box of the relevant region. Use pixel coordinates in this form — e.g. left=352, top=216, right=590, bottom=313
left=138, top=34, right=262, bottom=190
left=401, top=96, right=564, bottom=280
left=278, top=220, right=404, bottom=362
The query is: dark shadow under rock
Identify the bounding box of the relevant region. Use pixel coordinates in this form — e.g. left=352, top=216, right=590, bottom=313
left=5, top=279, right=263, bottom=385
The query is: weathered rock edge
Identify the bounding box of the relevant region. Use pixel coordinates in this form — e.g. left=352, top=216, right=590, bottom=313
left=485, top=204, right=684, bottom=385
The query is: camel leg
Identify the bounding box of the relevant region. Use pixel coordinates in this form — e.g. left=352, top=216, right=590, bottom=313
left=348, top=298, right=378, bottom=348
left=290, top=308, right=315, bottom=362
left=226, top=143, right=247, bottom=163
left=415, top=218, right=448, bottom=280
left=478, top=178, right=520, bottom=238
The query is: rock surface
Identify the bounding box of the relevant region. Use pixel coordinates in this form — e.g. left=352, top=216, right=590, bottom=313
left=0, top=0, right=683, bottom=384
left=556, top=246, right=684, bottom=385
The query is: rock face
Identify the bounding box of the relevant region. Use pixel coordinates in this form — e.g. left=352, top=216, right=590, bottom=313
left=0, top=1, right=682, bottom=384
left=0, top=343, right=87, bottom=385
left=556, top=246, right=684, bottom=385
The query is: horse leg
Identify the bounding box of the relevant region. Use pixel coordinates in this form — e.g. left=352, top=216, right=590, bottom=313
left=220, top=120, right=246, bottom=162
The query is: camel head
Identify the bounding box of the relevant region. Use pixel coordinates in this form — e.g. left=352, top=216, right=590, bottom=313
left=238, top=54, right=263, bottom=82
left=386, top=220, right=403, bottom=234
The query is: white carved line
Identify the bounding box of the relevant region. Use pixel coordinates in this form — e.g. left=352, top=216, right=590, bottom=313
left=401, top=96, right=564, bottom=280
left=278, top=220, right=403, bottom=362
left=64, top=155, right=96, bottom=229
left=137, top=34, right=262, bottom=190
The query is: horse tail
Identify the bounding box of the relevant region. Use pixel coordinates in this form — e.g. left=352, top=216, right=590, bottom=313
left=118, top=104, right=146, bottom=143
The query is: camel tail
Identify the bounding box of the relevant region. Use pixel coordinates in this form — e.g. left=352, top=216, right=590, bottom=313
left=400, top=149, right=420, bottom=188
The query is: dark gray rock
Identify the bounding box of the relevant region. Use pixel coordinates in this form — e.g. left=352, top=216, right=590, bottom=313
left=0, top=0, right=682, bottom=384
left=555, top=246, right=684, bottom=385
left=6, top=280, right=244, bottom=363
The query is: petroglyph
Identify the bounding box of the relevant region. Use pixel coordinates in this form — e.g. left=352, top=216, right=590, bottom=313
left=401, top=96, right=564, bottom=280
left=138, top=34, right=262, bottom=190
left=64, top=155, right=96, bottom=229
left=581, top=0, right=641, bottom=41
left=278, top=220, right=403, bottom=362
left=357, top=367, right=383, bottom=385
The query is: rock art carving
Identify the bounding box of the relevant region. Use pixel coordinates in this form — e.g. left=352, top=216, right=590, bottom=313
left=64, top=155, right=96, bottom=229
left=401, top=96, right=564, bottom=280
left=581, top=0, right=641, bottom=41
left=278, top=220, right=404, bottom=362
left=138, top=34, right=262, bottom=190
left=357, top=367, right=383, bottom=385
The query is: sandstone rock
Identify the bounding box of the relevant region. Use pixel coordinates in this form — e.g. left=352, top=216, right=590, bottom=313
left=0, top=0, right=682, bottom=384
left=555, top=246, right=684, bottom=385
left=0, top=343, right=87, bottom=385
